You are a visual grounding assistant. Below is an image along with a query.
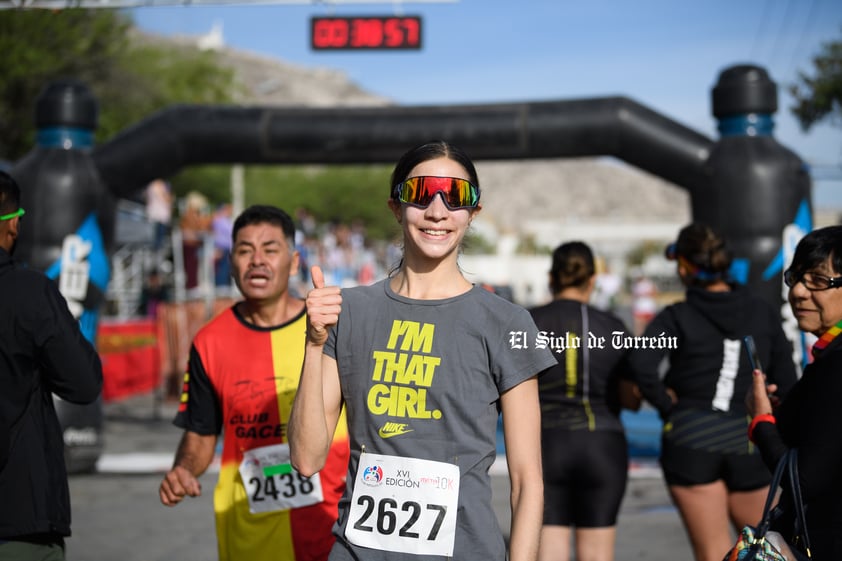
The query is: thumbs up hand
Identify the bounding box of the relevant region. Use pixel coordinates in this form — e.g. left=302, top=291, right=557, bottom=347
left=306, top=265, right=342, bottom=346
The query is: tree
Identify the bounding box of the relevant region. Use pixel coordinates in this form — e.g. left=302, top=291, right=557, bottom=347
left=0, top=11, right=399, bottom=239
left=97, top=30, right=239, bottom=145
left=789, top=33, right=842, bottom=132
left=0, top=10, right=127, bottom=159
left=243, top=164, right=400, bottom=241
left=0, top=9, right=236, bottom=161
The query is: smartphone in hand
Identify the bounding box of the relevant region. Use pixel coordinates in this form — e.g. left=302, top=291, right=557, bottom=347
left=744, top=335, right=779, bottom=407
left=744, top=335, right=763, bottom=372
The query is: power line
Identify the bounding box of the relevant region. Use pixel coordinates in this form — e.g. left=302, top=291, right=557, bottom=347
left=787, top=0, right=819, bottom=79
left=749, top=0, right=775, bottom=62
left=809, top=164, right=842, bottom=181
left=768, top=0, right=795, bottom=65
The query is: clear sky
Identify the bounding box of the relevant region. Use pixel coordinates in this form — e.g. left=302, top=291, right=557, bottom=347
left=130, top=0, right=842, bottom=208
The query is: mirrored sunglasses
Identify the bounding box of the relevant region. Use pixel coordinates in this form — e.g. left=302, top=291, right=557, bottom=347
left=393, top=176, right=479, bottom=210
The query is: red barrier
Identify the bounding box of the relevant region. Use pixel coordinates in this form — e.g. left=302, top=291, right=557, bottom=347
left=98, top=299, right=237, bottom=402
left=97, top=318, right=160, bottom=401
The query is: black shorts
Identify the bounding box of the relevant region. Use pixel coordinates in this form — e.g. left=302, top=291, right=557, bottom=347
left=660, top=408, right=771, bottom=491
left=541, top=429, right=628, bottom=527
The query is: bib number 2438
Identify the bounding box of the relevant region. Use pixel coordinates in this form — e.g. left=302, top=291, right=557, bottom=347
left=238, top=443, right=323, bottom=514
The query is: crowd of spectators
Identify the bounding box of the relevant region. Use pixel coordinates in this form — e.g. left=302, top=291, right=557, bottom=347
left=143, top=197, right=402, bottom=308
left=290, top=208, right=401, bottom=298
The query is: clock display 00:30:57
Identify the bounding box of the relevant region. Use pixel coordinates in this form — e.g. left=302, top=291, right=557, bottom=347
left=310, top=16, right=423, bottom=50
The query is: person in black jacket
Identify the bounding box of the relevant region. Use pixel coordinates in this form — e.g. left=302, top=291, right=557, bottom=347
left=530, top=241, right=640, bottom=561
left=627, top=222, right=797, bottom=561
left=747, top=224, right=842, bottom=559
left=0, top=171, right=103, bottom=561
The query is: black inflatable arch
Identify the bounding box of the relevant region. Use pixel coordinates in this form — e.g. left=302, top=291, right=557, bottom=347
left=92, top=96, right=713, bottom=196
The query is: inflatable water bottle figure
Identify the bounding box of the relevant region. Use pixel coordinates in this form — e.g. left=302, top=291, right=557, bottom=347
left=700, top=65, right=813, bottom=368
left=11, top=80, right=115, bottom=472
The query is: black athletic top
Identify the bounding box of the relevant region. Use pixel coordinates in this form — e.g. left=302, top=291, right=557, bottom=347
left=753, top=333, right=842, bottom=559
left=530, top=299, right=631, bottom=433
left=628, top=285, right=798, bottom=420
left=0, top=247, right=103, bottom=540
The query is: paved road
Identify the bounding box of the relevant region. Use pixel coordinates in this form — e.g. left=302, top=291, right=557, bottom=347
left=66, top=394, right=695, bottom=560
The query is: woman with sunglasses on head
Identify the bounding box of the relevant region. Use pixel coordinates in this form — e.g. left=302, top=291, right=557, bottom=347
left=746, top=225, right=842, bottom=559
left=530, top=241, right=641, bottom=561
left=627, top=222, right=798, bottom=561
left=288, top=140, right=557, bottom=561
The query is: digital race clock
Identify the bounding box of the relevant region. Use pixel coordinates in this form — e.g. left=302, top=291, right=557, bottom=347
left=310, top=16, right=423, bottom=50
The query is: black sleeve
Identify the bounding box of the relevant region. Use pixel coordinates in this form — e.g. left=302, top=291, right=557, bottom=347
left=755, top=369, right=842, bottom=515
left=34, top=277, right=102, bottom=404
left=627, top=308, right=676, bottom=419
left=753, top=420, right=787, bottom=471
left=173, top=344, right=222, bottom=436
left=754, top=376, right=806, bottom=471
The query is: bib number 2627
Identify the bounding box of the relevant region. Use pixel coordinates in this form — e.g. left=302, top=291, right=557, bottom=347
left=345, top=452, right=459, bottom=556
left=353, top=496, right=447, bottom=540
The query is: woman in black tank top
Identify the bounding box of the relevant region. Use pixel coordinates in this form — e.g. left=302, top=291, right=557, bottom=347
left=530, top=241, right=641, bottom=561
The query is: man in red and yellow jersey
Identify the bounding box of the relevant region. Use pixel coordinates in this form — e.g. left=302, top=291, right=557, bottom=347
left=159, top=205, right=349, bottom=561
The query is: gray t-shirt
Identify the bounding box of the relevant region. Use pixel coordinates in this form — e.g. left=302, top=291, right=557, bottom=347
left=325, top=279, right=557, bottom=560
